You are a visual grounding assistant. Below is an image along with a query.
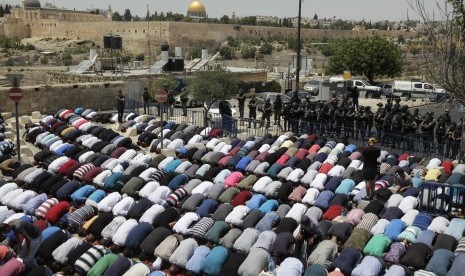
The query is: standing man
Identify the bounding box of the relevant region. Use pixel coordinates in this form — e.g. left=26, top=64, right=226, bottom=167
left=180, top=90, right=189, bottom=117
left=238, top=89, right=246, bottom=118
left=262, top=98, right=272, bottom=128
left=351, top=86, right=360, bottom=111
left=273, top=95, right=283, bottom=126
left=1, top=220, right=43, bottom=270
left=168, top=90, right=176, bottom=117
left=219, top=100, right=233, bottom=133
left=362, top=137, right=381, bottom=200
left=116, top=90, right=125, bottom=123
left=248, top=96, right=257, bottom=128
left=142, top=87, right=151, bottom=114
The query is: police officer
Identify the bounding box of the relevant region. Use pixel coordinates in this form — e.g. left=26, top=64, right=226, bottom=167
left=142, top=86, right=151, bottom=114
left=413, top=108, right=423, bottom=127
left=273, top=94, right=283, bottom=126
left=180, top=90, right=189, bottom=116
left=307, top=102, right=318, bottom=134
left=385, top=98, right=393, bottom=113
left=248, top=96, right=257, bottom=128
left=345, top=106, right=355, bottom=138
left=335, top=106, right=346, bottom=137
left=445, top=122, right=457, bottom=158
left=403, top=112, right=418, bottom=150
left=438, top=109, right=452, bottom=125
left=330, top=92, right=339, bottom=107
left=365, top=106, right=374, bottom=138
left=374, top=103, right=386, bottom=140
left=282, top=102, right=291, bottom=131
left=355, top=105, right=365, bottom=140
left=238, top=89, right=246, bottom=118
left=450, top=122, right=462, bottom=159
left=351, top=86, right=360, bottom=111
left=382, top=111, right=393, bottom=146
left=420, top=112, right=436, bottom=152
left=436, top=110, right=450, bottom=156
left=262, top=98, right=272, bottom=127
left=391, top=107, right=405, bottom=148
left=393, top=97, right=401, bottom=112
left=289, top=102, right=301, bottom=133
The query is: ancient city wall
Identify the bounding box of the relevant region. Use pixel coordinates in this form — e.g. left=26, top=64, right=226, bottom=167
left=0, top=81, right=127, bottom=116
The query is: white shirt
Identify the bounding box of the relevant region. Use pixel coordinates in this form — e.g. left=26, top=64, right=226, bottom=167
left=258, top=144, right=271, bottom=153
left=102, top=216, right=127, bottom=240
left=285, top=203, right=308, bottom=224
left=129, top=153, right=152, bottom=166
left=79, top=122, right=94, bottom=132
left=225, top=205, right=250, bottom=227
left=49, top=140, right=64, bottom=153
left=187, top=134, right=203, bottom=145
left=173, top=212, right=200, bottom=235
left=3, top=212, right=26, bottom=224
left=24, top=168, right=45, bottom=184
left=401, top=209, right=419, bottom=227
left=76, top=134, right=93, bottom=143
left=302, top=188, right=320, bottom=205
left=371, top=219, right=390, bottom=235
left=0, top=183, right=18, bottom=202
left=200, top=127, right=212, bottom=137
left=349, top=160, right=363, bottom=169
left=97, top=192, right=122, bottom=212
left=148, top=186, right=172, bottom=204
left=213, top=142, right=226, bottom=152
left=310, top=173, right=327, bottom=190
left=101, top=158, right=119, bottom=171
left=93, top=170, right=113, bottom=187
left=191, top=181, right=213, bottom=196
left=398, top=196, right=418, bottom=213
left=327, top=165, right=345, bottom=177
left=252, top=176, right=273, bottom=194
left=112, top=196, right=135, bottom=216
left=206, top=138, right=220, bottom=150
left=175, top=161, right=192, bottom=174
left=287, top=169, right=305, bottom=183
left=82, top=137, right=99, bottom=148
left=139, top=181, right=160, bottom=199
left=139, top=204, right=165, bottom=224
left=264, top=181, right=283, bottom=197
left=78, top=151, right=95, bottom=164
left=48, top=156, right=71, bottom=173
left=112, top=219, right=139, bottom=246
left=428, top=216, right=450, bottom=234
left=10, top=190, right=37, bottom=211
left=277, top=167, right=294, bottom=180
left=386, top=194, right=404, bottom=208
left=52, top=237, right=83, bottom=264
left=301, top=170, right=318, bottom=186
left=139, top=168, right=158, bottom=182
left=167, top=139, right=184, bottom=150
left=220, top=145, right=232, bottom=155
left=158, top=157, right=174, bottom=171
left=277, top=257, right=303, bottom=276
left=214, top=170, right=232, bottom=185
left=112, top=164, right=125, bottom=174
left=118, top=149, right=137, bottom=163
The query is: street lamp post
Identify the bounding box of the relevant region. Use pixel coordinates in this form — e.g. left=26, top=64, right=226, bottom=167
left=294, top=0, right=304, bottom=102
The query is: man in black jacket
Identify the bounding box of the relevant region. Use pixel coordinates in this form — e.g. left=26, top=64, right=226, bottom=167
left=273, top=95, right=283, bottom=126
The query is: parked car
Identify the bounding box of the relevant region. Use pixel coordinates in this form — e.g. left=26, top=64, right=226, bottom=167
left=346, top=79, right=382, bottom=98
left=174, top=94, right=199, bottom=107
left=377, top=83, right=396, bottom=97
left=255, top=92, right=291, bottom=112
left=389, top=80, right=446, bottom=100
left=303, top=79, right=322, bottom=95
left=286, top=91, right=312, bottom=100
left=205, top=100, right=238, bottom=120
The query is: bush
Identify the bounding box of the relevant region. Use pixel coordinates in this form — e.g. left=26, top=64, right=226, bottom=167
left=241, top=46, right=256, bottom=59
left=62, top=52, right=73, bottom=66
left=260, top=42, right=273, bottom=55
left=40, top=56, right=49, bottom=64
left=135, top=53, right=145, bottom=61
left=219, top=45, right=235, bottom=60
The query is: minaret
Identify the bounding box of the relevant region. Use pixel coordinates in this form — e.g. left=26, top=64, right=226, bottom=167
left=107, top=5, right=112, bottom=20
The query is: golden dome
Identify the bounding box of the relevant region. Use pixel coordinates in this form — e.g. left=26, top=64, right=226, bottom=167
left=188, top=0, right=206, bottom=13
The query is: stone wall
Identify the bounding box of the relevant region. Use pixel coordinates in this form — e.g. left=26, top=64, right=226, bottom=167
left=0, top=81, right=127, bottom=116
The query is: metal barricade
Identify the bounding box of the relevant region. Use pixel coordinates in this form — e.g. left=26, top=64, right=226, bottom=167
left=419, top=182, right=465, bottom=217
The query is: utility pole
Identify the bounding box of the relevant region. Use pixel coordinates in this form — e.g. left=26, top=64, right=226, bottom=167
left=294, top=0, right=304, bottom=102
left=147, top=4, right=151, bottom=74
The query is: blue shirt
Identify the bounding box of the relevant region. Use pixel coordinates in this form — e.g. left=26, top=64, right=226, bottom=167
left=168, top=174, right=189, bottom=191
left=23, top=193, right=47, bottom=215
left=256, top=212, right=280, bottom=233
left=384, top=219, right=406, bottom=241
left=197, top=199, right=219, bottom=218
left=185, top=245, right=211, bottom=274
left=236, top=156, right=252, bottom=172
left=55, top=143, right=73, bottom=155
left=103, top=172, right=123, bottom=189
left=125, top=222, right=154, bottom=250
left=335, top=179, right=355, bottom=195
left=166, top=159, right=182, bottom=173
left=259, top=199, right=279, bottom=214
left=247, top=194, right=267, bottom=211
left=71, top=185, right=96, bottom=202
left=412, top=213, right=433, bottom=231
left=41, top=226, right=61, bottom=241
left=200, top=246, right=229, bottom=276
left=87, top=189, right=106, bottom=203
left=345, top=144, right=357, bottom=153
left=314, top=191, right=335, bottom=210
left=56, top=180, right=81, bottom=200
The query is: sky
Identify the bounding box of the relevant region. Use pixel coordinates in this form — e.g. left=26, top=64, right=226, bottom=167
left=7, top=0, right=445, bottom=22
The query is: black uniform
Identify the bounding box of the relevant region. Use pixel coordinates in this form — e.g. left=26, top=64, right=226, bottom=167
left=248, top=97, right=257, bottom=128
left=262, top=100, right=272, bottom=127
left=273, top=95, right=283, bottom=126
left=238, top=91, right=246, bottom=118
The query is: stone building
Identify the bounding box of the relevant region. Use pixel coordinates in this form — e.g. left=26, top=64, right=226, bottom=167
left=187, top=0, right=207, bottom=21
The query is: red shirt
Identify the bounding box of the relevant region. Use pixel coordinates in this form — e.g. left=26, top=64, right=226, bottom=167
left=276, top=155, right=290, bottom=166
left=398, top=154, right=410, bottom=161
left=58, top=159, right=79, bottom=176
left=231, top=191, right=252, bottom=207
left=110, top=147, right=127, bottom=159
left=323, top=205, right=344, bottom=221
left=319, top=163, right=334, bottom=174
left=82, top=167, right=103, bottom=184
left=295, top=148, right=308, bottom=160
left=442, top=161, right=454, bottom=175
left=228, top=147, right=241, bottom=156
left=45, top=201, right=70, bottom=223
left=308, top=145, right=321, bottom=154
left=218, top=156, right=233, bottom=168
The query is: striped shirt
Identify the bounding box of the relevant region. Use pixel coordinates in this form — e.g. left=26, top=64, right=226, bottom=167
left=35, top=198, right=59, bottom=219
left=67, top=205, right=96, bottom=228
left=74, top=245, right=109, bottom=274
left=188, top=217, right=215, bottom=238
left=73, top=163, right=96, bottom=180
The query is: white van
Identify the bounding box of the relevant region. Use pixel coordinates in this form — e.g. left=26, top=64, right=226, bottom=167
left=389, top=81, right=446, bottom=100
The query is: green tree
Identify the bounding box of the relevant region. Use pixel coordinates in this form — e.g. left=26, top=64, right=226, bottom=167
left=313, top=13, right=318, bottom=20
left=62, top=52, right=73, bottom=66
left=0, top=6, right=4, bottom=18
left=220, top=15, right=230, bottom=24
left=123, top=9, right=132, bottom=21
left=219, top=45, right=235, bottom=60
left=241, top=46, right=256, bottom=59
left=326, top=36, right=404, bottom=83
left=260, top=42, right=273, bottom=55
left=112, top=12, right=123, bottom=21
left=4, top=4, right=10, bottom=14
left=227, top=36, right=240, bottom=48
left=135, top=53, right=145, bottom=61
left=188, top=69, right=238, bottom=125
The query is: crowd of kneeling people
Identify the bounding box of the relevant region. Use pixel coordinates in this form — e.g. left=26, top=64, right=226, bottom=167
left=0, top=107, right=464, bottom=276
